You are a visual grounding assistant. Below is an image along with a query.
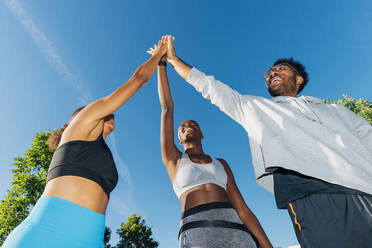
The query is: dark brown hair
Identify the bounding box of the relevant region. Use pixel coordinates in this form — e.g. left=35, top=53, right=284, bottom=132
left=273, top=57, right=309, bottom=94
left=48, top=106, right=85, bottom=150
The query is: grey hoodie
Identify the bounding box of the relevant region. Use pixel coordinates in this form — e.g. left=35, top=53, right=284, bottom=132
left=186, top=68, right=372, bottom=194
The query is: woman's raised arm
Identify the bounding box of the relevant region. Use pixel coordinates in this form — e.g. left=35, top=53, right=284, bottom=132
left=157, top=54, right=182, bottom=180
left=73, top=37, right=168, bottom=129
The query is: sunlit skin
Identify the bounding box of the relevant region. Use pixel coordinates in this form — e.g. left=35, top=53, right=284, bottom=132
left=177, top=120, right=230, bottom=210
left=265, top=64, right=304, bottom=97
left=42, top=114, right=115, bottom=214
left=42, top=36, right=169, bottom=215
left=153, top=36, right=273, bottom=247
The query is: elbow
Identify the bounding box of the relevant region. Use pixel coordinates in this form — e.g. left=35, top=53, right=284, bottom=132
left=161, top=156, right=170, bottom=166
left=132, top=69, right=150, bottom=85
left=161, top=103, right=174, bottom=113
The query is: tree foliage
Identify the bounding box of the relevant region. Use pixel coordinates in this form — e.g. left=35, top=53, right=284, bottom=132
left=0, top=95, right=370, bottom=245
left=0, top=131, right=53, bottom=244
left=0, top=131, right=158, bottom=247
left=324, top=94, right=372, bottom=125
left=116, top=214, right=159, bottom=248
left=104, top=227, right=112, bottom=248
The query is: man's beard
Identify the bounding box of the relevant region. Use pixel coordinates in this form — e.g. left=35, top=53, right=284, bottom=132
left=268, top=76, right=297, bottom=97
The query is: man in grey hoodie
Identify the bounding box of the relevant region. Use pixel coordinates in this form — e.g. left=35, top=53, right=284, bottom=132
left=163, top=35, right=372, bottom=248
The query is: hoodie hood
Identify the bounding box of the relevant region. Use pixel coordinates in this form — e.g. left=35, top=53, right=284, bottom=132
left=271, top=95, right=324, bottom=104
left=271, top=95, right=324, bottom=123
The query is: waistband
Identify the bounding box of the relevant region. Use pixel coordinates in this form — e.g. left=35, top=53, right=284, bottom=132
left=179, top=201, right=259, bottom=245
left=182, top=201, right=233, bottom=219
left=179, top=220, right=256, bottom=240
left=26, top=196, right=105, bottom=244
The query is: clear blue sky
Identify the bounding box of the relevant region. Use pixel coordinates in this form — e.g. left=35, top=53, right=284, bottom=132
left=1, top=1, right=371, bottom=247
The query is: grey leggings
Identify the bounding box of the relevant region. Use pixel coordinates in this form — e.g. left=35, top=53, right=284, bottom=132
left=179, top=202, right=258, bottom=248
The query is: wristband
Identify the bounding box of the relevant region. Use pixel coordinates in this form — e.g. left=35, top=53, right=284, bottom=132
left=158, top=61, right=167, bottom=66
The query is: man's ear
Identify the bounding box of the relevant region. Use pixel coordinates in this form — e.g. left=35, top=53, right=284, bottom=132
left=296, top=75, right=304, bottom=86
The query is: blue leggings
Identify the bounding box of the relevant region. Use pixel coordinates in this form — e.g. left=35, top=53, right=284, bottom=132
left=2, top=196, right=105, bottom=248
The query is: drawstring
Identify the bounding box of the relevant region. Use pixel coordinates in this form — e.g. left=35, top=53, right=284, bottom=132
left=293, top=97, right=322, bottom=124
left=302, top=96, right=323, bottom=124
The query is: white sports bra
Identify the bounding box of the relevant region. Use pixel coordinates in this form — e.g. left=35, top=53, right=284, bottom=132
left=172, top=153, right=228, bottom=198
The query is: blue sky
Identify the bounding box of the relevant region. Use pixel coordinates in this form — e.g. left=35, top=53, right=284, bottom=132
left=1, top=1, right=371, bottom=247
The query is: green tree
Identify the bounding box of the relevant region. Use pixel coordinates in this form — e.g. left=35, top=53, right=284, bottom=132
left=104, top=227, right=113, bottom=248
left=324, top=94, right=372, bottom=125
left=2, top=95, right=367, bottom=245
left=116, top=214, right=159, bottom=248
left=0, top=131, right=120, bottom=246
left=0, top=131, right=53, bottom=244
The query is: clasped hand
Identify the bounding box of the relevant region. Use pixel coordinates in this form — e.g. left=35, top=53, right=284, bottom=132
left=147, top=35, right=176, bottom=63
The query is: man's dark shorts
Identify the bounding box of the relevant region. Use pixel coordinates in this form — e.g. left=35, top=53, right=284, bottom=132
left=274, top=168, right=372, bottom=248
left=287, top=193, right=372, bottom=248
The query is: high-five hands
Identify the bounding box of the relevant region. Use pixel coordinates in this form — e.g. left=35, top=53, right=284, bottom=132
left=147, top=35, right=168, bottom=57
left=147, top=35, right=175, bottom=63
left=148, top=34, right=190, bottom=80
left=166, top=35, right=176, bottom=62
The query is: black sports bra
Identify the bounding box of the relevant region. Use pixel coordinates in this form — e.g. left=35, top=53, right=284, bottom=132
left=46, top=133, right=118, bottom=197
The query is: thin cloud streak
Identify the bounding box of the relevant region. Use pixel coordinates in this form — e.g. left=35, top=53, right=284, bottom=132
left=106, top=134, right=135, bottom=219
left=3, top=0, right=133, bottom=218
left=106, top=134, right=132, bottom=186
left=2, top=0, right=91, bottom=105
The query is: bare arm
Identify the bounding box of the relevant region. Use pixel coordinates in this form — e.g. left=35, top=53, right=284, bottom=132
left=165, top=36, right=192, bottom=80
left=157, top=56, right=182, bottom=180
left=72, top=37, right=168, bottom=132
left=218, top=159, right=273, bottom=248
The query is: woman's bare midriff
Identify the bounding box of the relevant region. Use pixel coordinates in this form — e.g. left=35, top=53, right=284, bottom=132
left=42, top=176, right=109, bottom=215
left=180, top=183, right=229, bottom=211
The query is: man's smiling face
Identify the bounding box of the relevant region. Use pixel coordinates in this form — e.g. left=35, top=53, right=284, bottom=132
left=265, top=64, right=298, bottom=97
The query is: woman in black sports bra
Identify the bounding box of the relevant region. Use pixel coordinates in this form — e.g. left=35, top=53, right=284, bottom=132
left=3, top=37, right=168, bottom=248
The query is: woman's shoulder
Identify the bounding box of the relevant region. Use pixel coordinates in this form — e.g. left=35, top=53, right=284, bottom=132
left=58, top=121, right=104, bottom=148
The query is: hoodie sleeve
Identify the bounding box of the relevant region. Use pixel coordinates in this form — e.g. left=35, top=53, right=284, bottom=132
left=186, top=67, right=247, bottom=126
left=338, top=105, right=372, bottom=152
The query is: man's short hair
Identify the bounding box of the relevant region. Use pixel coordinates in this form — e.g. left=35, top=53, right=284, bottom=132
left=273, top=58, right=309, bottom=94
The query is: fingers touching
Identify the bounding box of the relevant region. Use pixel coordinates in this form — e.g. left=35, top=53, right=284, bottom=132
left=146, top=35, right=175, bottom=58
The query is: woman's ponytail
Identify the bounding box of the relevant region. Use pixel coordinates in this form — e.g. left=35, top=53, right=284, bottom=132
left=48, top=106, right=85, bottom=151
left=48, top=123, right=68, bottom=151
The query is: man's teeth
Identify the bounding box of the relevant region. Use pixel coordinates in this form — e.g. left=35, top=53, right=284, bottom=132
left=271, top=77, right=281, bottom=84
